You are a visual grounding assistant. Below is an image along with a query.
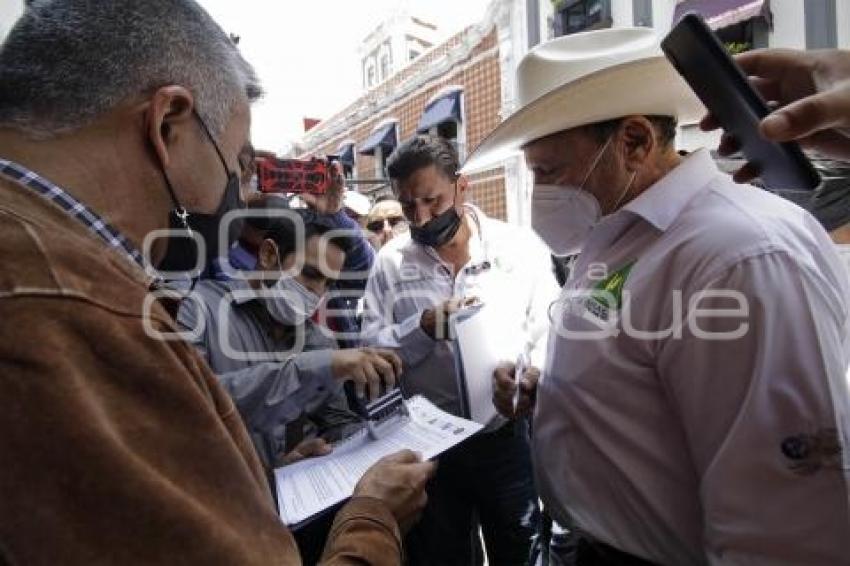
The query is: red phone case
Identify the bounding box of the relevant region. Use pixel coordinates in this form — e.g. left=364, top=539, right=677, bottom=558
left=257, top=158, right=331, bottom=195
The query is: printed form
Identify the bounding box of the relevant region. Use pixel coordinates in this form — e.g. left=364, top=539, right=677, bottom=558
left=274, top=396, right=482, bottom=525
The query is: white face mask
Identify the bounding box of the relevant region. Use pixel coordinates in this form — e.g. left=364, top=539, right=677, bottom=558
left=531, top=185, right=601, bottom=257
left=530, top=135, right=634, bottom=257
left=266, top=275, right=322, bottom=326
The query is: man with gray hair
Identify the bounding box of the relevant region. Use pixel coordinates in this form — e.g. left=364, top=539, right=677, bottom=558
left=0, top=1, right=432, bottom=564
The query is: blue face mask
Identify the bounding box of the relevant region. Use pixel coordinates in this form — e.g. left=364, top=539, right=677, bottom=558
left=228, top=243, right=258, bottom=271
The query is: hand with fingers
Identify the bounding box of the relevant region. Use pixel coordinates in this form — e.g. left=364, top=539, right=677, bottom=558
left=300, top=158, right=346, bottom=214
left=701, top=48, right=850, bottom=182
left=419, top=296, right=480, bottom=340
left=492, top=362, right=540, bottom=420
left=253, top=149, right=278, bottom=163
left=353, top=450, right=437, bottom=533
left=331, top=347, right=403, bottom=401
left=277, top=437, right=333, bottom=466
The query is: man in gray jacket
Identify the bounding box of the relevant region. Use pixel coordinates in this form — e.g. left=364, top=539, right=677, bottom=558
left=179, top=205, right=401, bottom=467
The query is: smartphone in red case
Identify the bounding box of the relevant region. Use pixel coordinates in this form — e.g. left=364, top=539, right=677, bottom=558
left=256, top=157, right=331, bottom=195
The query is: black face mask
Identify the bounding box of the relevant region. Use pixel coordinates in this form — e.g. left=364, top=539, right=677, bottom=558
left=410, top=206, right=462, bottom=248
left=157, top=112, right=244, bottom=275
left=409, top=183, right=463, bottom=248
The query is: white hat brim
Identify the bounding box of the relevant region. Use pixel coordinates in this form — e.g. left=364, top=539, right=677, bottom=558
left=462, top=57, right=705, bottom=172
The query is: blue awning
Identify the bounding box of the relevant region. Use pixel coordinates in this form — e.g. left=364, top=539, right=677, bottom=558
left=338, top=143, right=355, bottom=166
left=417, top=90, right=463, bottom=133
left=359, top=122, right=398, bottom=156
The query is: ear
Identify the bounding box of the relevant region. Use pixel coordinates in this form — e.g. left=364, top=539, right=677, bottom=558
left=619, top=116, right=655, bottom=172
left=146, top=85, right=196, bottom=169
left=257, top=238, right=280, bottom=271
left=456, top=174, right=470, bottom=201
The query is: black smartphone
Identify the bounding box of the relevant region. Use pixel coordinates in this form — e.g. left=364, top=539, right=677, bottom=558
left=661, top=13, right=821, bottom=191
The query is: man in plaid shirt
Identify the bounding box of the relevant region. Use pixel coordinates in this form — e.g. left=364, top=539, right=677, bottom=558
left=0, top=1, right=433, bottom=564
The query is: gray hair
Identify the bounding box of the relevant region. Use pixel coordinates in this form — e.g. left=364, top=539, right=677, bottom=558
left=584, top=116, right=678, bottom=148
left=0, top=0, right=263, bottom=139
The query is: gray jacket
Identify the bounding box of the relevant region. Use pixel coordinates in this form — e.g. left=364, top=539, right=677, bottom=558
left=177, top=277, right=360, bottom=467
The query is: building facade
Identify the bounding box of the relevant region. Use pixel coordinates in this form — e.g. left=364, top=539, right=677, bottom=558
left=299, top=0, right=844, bottom=226
left=298, top=3, right=511, bottom=221
left=504, top=0, right=849, bottom=225
left=359, top=10, right=440, bottom=90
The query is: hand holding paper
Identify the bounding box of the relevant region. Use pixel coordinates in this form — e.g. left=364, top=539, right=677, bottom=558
left=420, top=296, right=481, bottom=340
left=451, top=301, right=523, bottom=425
left=278, top=437, right=333, bottom=466
left=354, top=450, right=436, bottom=533
left=275, top=396, right=481, bottom=526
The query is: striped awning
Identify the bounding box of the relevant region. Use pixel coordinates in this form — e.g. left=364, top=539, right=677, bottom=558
left=673, top=0, right=769, bottom=30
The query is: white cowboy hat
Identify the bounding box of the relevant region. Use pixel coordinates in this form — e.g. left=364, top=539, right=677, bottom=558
left=463, top=27, right=705, bottom=172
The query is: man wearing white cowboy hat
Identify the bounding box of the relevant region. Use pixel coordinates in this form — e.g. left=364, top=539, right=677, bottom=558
left=478, top=28, right=850, bottom=565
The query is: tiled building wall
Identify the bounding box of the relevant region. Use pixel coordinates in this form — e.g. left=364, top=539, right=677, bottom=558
left=301, top=26, right=508, bottom=221
left=466, top=168, right=507, bottom=219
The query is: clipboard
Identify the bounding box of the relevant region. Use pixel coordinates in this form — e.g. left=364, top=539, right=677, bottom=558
left=273, top=396, right=482, bottom=526
left=450, top=302, right=521, bottom=427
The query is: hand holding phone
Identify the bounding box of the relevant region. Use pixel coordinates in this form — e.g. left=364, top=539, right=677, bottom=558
left=662, top=14, right=821, bottom=190
left=256, top=157, right=332, bottom=195
left=703, top=49, right=850, bottom=168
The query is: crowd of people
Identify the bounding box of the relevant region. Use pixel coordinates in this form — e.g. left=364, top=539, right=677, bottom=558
left=0, top=1, right=849, bottom=565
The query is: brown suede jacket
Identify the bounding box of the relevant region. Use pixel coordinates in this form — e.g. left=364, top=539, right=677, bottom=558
left=0, top=176, right=401, bottom=565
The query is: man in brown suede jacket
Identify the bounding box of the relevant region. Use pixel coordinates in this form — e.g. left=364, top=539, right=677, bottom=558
left=0, top=1, right=433, bottom=564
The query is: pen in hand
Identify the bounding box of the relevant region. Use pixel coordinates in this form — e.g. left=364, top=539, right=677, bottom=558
left=513, top=348, right=530, bottom=413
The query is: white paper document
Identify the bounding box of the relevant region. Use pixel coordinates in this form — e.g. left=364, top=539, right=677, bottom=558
left=452, top=303, right=524, bottom=425
left=274, top=396, right=482, bottom=525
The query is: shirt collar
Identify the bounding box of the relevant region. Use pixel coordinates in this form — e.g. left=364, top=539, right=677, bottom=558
left=465, top=204, right=488, bottom=263
left=229, top=242, right=259, bottom=271
left=217, top=275, right=258, bottom=305
left=208, top=243, right=259, bottom=282
left=621, top=148, right=720, bottom=232
left=0, top=158, right=151, bottom=275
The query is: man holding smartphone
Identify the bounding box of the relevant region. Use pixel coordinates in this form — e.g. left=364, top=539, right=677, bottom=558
left=477, top=28, right=850, bottom=564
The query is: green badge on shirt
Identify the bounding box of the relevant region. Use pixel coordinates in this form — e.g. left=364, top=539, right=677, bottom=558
left=585, top=261, right=635, bottom=320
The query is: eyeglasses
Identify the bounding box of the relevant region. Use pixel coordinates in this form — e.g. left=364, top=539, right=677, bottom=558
left=367, top=216, right=407, bottom=233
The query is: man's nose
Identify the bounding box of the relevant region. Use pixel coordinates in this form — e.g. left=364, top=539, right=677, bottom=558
left=412, top=204, right=432, bottom=226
